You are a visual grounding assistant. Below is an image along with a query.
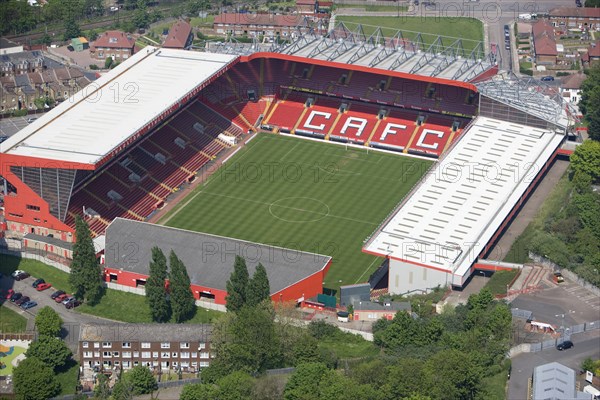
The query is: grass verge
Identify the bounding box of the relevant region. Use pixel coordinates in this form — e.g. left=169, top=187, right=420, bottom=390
left=486, top=270, right=519, bottom=296
left=55, top=359, right=80, bottom=395
left=0, top=304, right=27, bottom=333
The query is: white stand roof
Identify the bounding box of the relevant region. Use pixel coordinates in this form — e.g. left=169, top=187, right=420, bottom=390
left=1, top=48, right=237, bottom=165
left=364, top=116, right=564, bottom=283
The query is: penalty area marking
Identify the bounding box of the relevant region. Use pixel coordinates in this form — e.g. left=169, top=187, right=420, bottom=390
left=268, top=197, right=330, bottom=223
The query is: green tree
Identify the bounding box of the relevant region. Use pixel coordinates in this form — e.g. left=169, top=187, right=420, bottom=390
left=26, top=336, right=72, bottom=370
left=69, top=215, right=104, bottom=304
left=169, top=250, right=196, bottom=322
left=111, top=376, right=134, bottom=400
left=424, top=349, right=482, bottom=400
left=246, top=263, right=271, bottom=307
left=382, top=359, right=427, bottom=399
left=63, top=15, right=81, bottom=40
left=133, top=0, right=150, bottom=29
left=284, top=362, right=328, bottom=400
left=13, top=357, right=60, bottom=400
left=180, top=383, right=220, bottom=400
left=105, top=56, right=113, bottom=69
left=579, top=65, right=600, bottom=141
left=146, top=246, right=171, bottom=322
left=217, top=371, right=255, bottom=400
left=225, top=255, right=249, bottom=312
left=126, top=365, right=158, bottom=395
left=570, top=140, right=600, bottom=183
left=212, top=303, right=282, bottom=376
left=34, top=306, right=63, bottom=337
left=93, top=373, right=111, bottom=399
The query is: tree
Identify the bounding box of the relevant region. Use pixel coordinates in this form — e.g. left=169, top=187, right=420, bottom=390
left=105, top=56, right=113, bottom=69
left=570, top=140, right=600, bottom=183
left=579, top=65, right=600, bottom=141
left=13, top=357, right=60, bottom=400
left=217, top=371, right=254, bottom=400
left=225, top=255, right=249, bottom=312
left=146, top=246, right=171, bottom=322
left=211, top=303, right=282, bottom=376
left=34, top=306, right=63, bottom=337
left=26, top=336, right=72, bottom=370
left=69, top=215, right=104, bottom=304
left=283, top=362, right=328, bottom=400
left=111, top=377, right=134, bottom=400
left=126, top=365, right=158, bottom=395
left=93, top=373, right=111, bottom=400
left=424, top=349, right=482, bottom=400
left=133, top=0, right=150, bottom=29
left=246, top=263, right=271, bottom=307
left=63, top=15, right=81, bottom=40
left=181, top=383, right=220, bottom=400
left=169, top=250, right=196, bottom=322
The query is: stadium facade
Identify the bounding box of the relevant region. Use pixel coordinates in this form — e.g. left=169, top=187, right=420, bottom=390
left=0, top=42, right=575, bottom=296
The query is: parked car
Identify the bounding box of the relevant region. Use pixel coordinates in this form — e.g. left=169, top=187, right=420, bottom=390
left=10, top=292, right=22, bottom=302
left=21, top=301, right=38, bottom=310
left=51, top=290, right=65, bottom=299
left=62, top=296, right=75, bottom=305
left=36, top=283, right=52, bottom=291
left=26, top=117, right=37, bottom=123
left=553, top=272, right=564, bottom=283
left=14, top=272, right=30, bottom=281
left=11, top=270, right=25, bottom=278
left=0, top=135, right=8, bottom=144
left=65, top=299, right=81, bottom=309
left=505, top=42, right=510, bottom=50
left=557, top=340, right=574, bottom=350
left=32, top=278, right=45, bottom=288
left=15, top=296, right=30, bottom=306
left=55, top=293, right=69, bottom=303
left=4, top=289, right=15, bottom=299
left=541, top=76, right=555, bottom=81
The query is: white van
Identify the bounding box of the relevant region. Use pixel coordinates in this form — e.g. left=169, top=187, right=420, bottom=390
left=584, top=385, right=600, bottom=400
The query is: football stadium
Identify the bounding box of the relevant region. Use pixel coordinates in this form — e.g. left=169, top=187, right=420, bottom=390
left=0, top=26, right=577, bottom=303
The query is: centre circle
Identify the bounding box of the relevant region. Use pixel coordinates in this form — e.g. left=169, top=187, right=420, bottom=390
left=269, top=197, right=330, bottom=223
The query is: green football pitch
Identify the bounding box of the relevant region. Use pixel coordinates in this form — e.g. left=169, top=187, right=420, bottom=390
left=160, top=134, right=431, bottom=294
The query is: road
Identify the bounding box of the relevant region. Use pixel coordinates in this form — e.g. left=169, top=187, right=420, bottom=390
left=509, top=332, right=600, bottom=400
left=1, top=274, right=121, bottom=352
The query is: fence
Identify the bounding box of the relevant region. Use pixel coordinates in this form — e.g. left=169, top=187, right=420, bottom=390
left=509, top=319, right=600, bottom=356
left=529, top=252, right=600, bottom=296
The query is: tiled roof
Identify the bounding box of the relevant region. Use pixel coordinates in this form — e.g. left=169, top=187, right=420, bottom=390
left=589, top=41, right=600, bottom=58
left=163, top=19, right=192, bottom=49
left=549, top=7, right=600, bottom=18
left=532, top=20, right=557, bottom=56
left=561, top=73, right=586, bottom=89
left=92, top=30, right=135, bottom=50
left=214, top=13, right=306, bottom=27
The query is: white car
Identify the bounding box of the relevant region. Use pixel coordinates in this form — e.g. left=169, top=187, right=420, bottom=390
left=11, top=270, right=25, bottom=278
left=519, top=13, right=532, bottom=20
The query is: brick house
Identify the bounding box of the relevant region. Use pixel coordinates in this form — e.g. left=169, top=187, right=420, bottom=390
left=532, top=20, right=557, bottom=64
left=549, top=7, right=600, bottom=33
left=163, top=19, right=193, bottom=49
left=213, top=13, right=327, bottom=38
left=582, top=40, right=600, bottom=66
left=78, top=323, right=213, bottom=376
left=90, top=30, right=136, bottom=61
left=352, top=300, right=411, bottom=322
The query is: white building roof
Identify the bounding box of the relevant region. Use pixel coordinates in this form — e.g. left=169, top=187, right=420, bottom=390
left=0, top=48, right=237, bottom=165
left=364, top=117, right=563, bottom=282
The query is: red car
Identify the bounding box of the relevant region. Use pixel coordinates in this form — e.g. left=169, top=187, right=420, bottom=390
left=55, top=293, right=69, bottom=302
left=36, top=283, right=52, bottom=291
left=4, top=289, right=15, bottom=299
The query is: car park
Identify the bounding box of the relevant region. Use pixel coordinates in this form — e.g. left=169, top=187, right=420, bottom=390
left=65, top=299, right=81, bottom=309
left=55, top=293, right=69, bottom=303
left=10, top=292, right=22, bottom=302
left=32, top=278, right=45, bottom=288
left=15, top=296, right=30, bottom=306
left=51, top=290, right=65, bottom=299
left=557, top=340, right=574, bottom=350
left=21, top=301, right=38, bottom=310
left=36, top=283, right=52, bottom=291
left=14, top=272, right=30, bottom=281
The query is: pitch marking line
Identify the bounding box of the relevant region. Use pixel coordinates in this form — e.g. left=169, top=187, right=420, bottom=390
left=201, top=192, right=379, bottom=226
left=355, top=256, right=381, bottom=284
left=279, top=142, right=300, bottom=162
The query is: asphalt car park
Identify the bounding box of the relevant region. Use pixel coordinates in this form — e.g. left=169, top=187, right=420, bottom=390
left=0, top=115, right=37, bottom=138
